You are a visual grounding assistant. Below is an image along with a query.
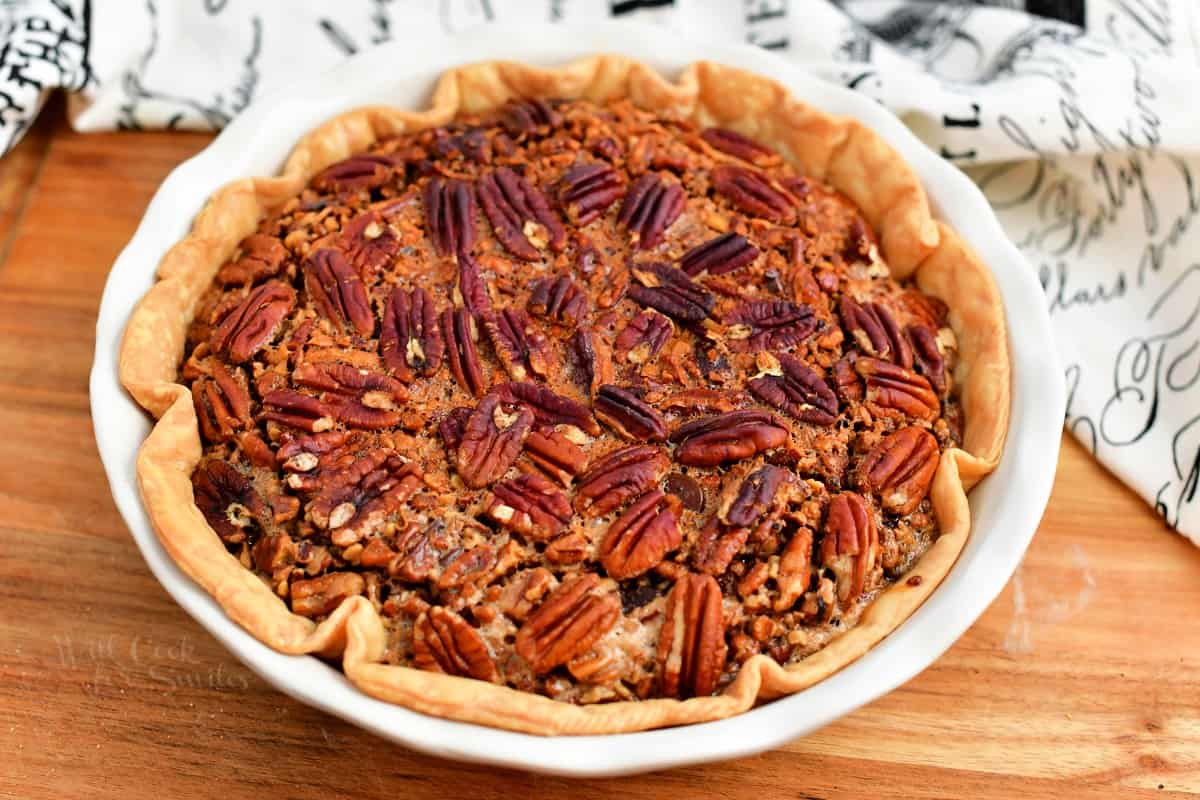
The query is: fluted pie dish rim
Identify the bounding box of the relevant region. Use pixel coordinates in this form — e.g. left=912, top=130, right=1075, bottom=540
left=92, top=22, right=1061, bottom=775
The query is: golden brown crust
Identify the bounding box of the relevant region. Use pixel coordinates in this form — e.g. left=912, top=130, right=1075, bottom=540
left=119, top=55, right=1009, bottom=735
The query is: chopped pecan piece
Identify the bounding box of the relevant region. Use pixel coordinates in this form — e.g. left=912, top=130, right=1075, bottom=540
left=821, top=492, right=878, bottom=604
left=455, top=393, right=534, bottom=489
left=617, top=173, right=685, bottom=250
left=454, top=250, right=492, bottom=317
left=594, top=385, right=668, bottom=442
left=671, top=410, right=789, bottom=467
left=907, top=323, right=947, bottom=395
left=209, top=281, right=296, bottom=363
left=192, top=362, right=252, bottom=443
left=523, top=428, right=587, bottom=486
left=628, top=263, right=714, bottom=323
left=558, top=163, right=625, bottom=225
left=217, top=234, right=287, bottom=286
left=380, top=285, right=444, bottom=382
left=748, top=353, right=838, bottom=426
left=252, top=531, right=295, bottom=572
left=774, top=527, right=814, bottom=612
left=600, top=490, right=682, bottom=580
left=723, top=300, right=818, bottom=352
left=482, top=308, right=554, bottom=382
left=614, top=310, right=673, bottom=364
left=261, top=390, right=334, bottom=433
left=575, top=445, right=670, bottom=517
left=721, top=464, right=793, bottom=528
left=839, top=297, right=913, bottom=368
left=856, top=357, right=939, bottom=420
left=664, top=472, right=705, bottom=512
left=528, top=275, right=588, bottom=327
left=291, top=572, right=365, bottom=618
left=441, top=308, right=487, bottom=397
left=478, top=167, right=565, bottom=260
left=857, top=426, right=939, bottom=514
left=192, top=460, right=265, bottom=545
left=545, top=532, right=590, bottom=565
left=307, top=449, right=421, bottom=546
left=438, top=406, right=473, bottom=450
left=437, top=545, right=498, bottom=590
left=569, top=326, right=613, bottom=396
left=692, top=518, right=749, bottom=576
left=657, top=573, right=726, bottom=698
left=711, top=165, right=796, bottom=225
left=339, top=210, right=401, bottom=280
left=311, top=154, right=395, bottom=193
left=516, top=574, right=620, bottom=673
left=699, top=127, right=777, bottom=166
left=303, top=249, right=374, bottom=336
left=413, top=606, right=500, bottom=683
left=832, top=354, right=864, bottom=404
left=423, top=176, right=477, bottom=258
left=500, top=98, right=562, bottom=136
left=486, top=472, right=572, bottom=541
left=679, top=233, right=759, bottom=277
left=493, top=381, right=600, bottom=435
left=497, top=568, right=556, bottom=622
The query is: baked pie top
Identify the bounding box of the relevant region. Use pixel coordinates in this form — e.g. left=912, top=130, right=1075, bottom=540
left=121, top=56, right=1008, bottom=734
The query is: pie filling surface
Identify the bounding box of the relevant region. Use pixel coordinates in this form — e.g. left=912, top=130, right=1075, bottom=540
left=183, top=97, right=963, bottom=704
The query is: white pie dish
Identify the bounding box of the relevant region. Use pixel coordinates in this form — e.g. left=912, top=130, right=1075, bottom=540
left=90, top=21, right=1063, bottom=777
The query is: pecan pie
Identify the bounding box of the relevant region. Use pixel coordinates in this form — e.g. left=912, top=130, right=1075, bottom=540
left=121, top=57, right=1009, bottom=735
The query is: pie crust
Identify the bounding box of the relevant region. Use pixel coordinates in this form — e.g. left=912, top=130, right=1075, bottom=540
left=119, top=56, right=1009, bottom=735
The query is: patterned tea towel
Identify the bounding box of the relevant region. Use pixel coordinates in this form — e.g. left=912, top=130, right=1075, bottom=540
left=2, top=0, right=1198, bottom=544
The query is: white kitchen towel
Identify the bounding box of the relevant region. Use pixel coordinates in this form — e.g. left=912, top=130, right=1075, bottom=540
left=3, top=0, right=1198, bottom=543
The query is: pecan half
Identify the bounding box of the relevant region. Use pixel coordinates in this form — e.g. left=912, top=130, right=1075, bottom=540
left=839, top=297, right=913, bottom=368
left=575, top=445, right=670, bottom=517
left=261, top=390, right=334, bottom=433
left=217, top=234, right=287, bottom=286
left=658, top=573, right=726, bottom=698
left=600, top=490, right=682, bottom=580
left=907, top=323, right=947, bottom=395
left=210, top=281, right=296, bottom=363
left=486, top=472, right=572, bottom=541
left=339, top=210, right=401, bottom=281
left=699, top=127, right=777, bottom=166
left=856, top=357, right=939, bottom=420
left=594, top=385, right=668, bottom=442
left=711, top=165, right=796, bottom=225
left=748, top=353, right=838, bottom=426
left=516, top=574, right=620, bottom=673
left=774, top=527, right=814, bottom=612
left=413, top=607, right=500, bottom=683
left=528, top=275, right=588, bottom=327
left=500, top=98, right=562, bottom=136
left=724, top=300, right=818, bottom=352
left=303, top=249, right=374, bottom=337
left=311, top=154, right=395, bottom=193
left=628, top=263, right=714, bottom=323
left=671, top=410, right=789, bottom=467
left=478, top=167, right=565, bottom=260
left=617, top=173, right=685, bottom=250
left=277, top=430, right=358, bottom=488
left=380, top=285, right=444, bottom=381
left=437, top=544, right=498, bottom=590
left=454, top=249, right=492, bottom=316
left=821, top=492, right=878, bottom=604
left=614, top=310, right=673, bottom=364
left=423, top=176, right=477, bottom=258
left=293, top=362, right=407, bottom=429
left=455, top=393, right=534, bottom=489
left=570, top=326, right=614, bottom=395
left=857, top=426, right=939, bottom=514
left=192, top=460, right=265, bottom=545
left=307, top=449, right=421, bottom=546
left=482, top=308, right=554, bottom=381
left=441, top=308, right=487, bottom=397
left=523, top=428, right=587, bottom=486
left=558, top=163, right=624, bottom=225
left=493, top=381, right=600, bottom=436
left=721, top=464, right=793, bottom=528
left=692, top=518, right=749, bottom=576
left=679, top=233, right=759, bottom=277
left=291, top=572, right=365, bottom=618
left=192, top=362, right=252, bottom=443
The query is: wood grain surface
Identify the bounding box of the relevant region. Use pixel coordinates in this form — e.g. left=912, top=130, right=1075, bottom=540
left=1, top=102, right=1198, bottom=800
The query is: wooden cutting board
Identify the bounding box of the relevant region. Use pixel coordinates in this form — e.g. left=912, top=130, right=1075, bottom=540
left=2, top=99, right=1198, bottom=800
